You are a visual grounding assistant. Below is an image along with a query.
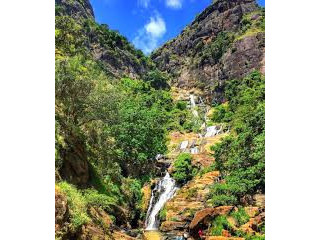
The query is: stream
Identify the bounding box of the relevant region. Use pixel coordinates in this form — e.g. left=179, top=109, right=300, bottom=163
left=143, top=94, right=221, bottom=239
left=145, top=172, right=178, bottom=230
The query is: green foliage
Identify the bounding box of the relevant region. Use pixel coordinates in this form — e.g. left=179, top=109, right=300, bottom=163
left=57, top=182, right=90, bottom=231
left=198, top=163, right=216, bottom=177
left=186, top=187, right=198, bottom=200
left=143, top=69, right=170, bottom=90
left=230, top=207, right=250, bottom=226
left=55, top=16, right=89, bottom=56
left=121, top=178, right=143, bottom=224
left=159, top=207, right=167, bottom=221
left=176, top=101, right=187, bottom=111
left=83, top=188, right=117, bottom=211
left=55, top=19, right=172, bottom=227
left=112, top=78, right=171, bottom=176
left=210, top=71, right=265, bottom=206
left=196, top=31, right=233, bottom=66
left=210, top=215, right=232, bottom=236
left=168, top=103, right=203, bottom=133
left=211, top=104, right=232, bottom=123
left=236, top=8, right=265, bottom=41
left=172, top=153, right=193, bottom=184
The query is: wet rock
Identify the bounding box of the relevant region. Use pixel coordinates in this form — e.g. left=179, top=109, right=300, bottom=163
left=142, top=184, right=152, bottom=213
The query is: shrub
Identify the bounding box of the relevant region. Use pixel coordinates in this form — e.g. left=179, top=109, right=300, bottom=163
left=172, top=153, right=193, bottom=184
left=230, top=207, right=250, bottom=226
left=210, top=215, right=232, bottom=236
left=211, top=104, right=232, bottom=123
left=176, top=101, right=187, bottom=111
left=211, top=71, right=265, bottom=205
left=159, top=207, right=167, bottom=221
left=57, top=182, right=90, bottom=231
left=83, top=188, right=116, bottom=212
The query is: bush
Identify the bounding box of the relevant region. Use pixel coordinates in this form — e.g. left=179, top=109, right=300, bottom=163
left=83, top=188, right=116, bottom=211
left=57, top=182, right=90, bottom=231
left=172, top=153, right=193, bottom=184
left=230, top=207, right=250, bottom=226
left=211, top=104, right=232, bottom=123
left=210, top=215, right=232, bottom=236
left=176, top=101, right=187, bottom=111
left=159, top=207, right=167, bottom=221
left=210, top=71, right=265, bottom=205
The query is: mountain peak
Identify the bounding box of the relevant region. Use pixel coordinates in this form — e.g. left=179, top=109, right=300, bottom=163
left=55, top=0, right=94, bottom=21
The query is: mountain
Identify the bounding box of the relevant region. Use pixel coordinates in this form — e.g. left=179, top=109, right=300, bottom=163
left=55, top=0, right=154, bottom=79
left=55, top=0, right=265, bottom=239
left=152, top=0, right=265, bottom=103
left=55, top=0, right=95, bottom=21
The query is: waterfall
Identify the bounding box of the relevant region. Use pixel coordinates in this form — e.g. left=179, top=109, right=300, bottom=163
left=205, top=126, right=218, bottom=137
left=180, top=140, right=189, bottom=150
left=145, top=172, right=178, bottom=230
left=190, top=147, right=199, bottom=154
left=190, top=94, right=199, bottom=117
left=190, top=94, right=196, bottom=108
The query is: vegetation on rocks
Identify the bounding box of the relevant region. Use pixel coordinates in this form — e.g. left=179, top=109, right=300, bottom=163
left=55, top=0, right=265, bottom=238
left=209, top=71, right=265, bottom=206
left=172, top=153, right=194, bottom=184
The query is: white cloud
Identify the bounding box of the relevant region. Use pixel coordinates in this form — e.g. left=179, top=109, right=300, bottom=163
left=165, top=0, right=183, bottom=9
left=138, top=0, right=151, bottom=8
left=133, top=14, right=166, bottom=54
left=145, top=15, right=166, bottom=37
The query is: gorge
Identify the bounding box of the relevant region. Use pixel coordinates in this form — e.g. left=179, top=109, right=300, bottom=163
left=55, top=0, right=265, bottom=239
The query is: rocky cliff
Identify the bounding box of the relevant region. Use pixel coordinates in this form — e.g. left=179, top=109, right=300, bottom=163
left=56, top=0, right=95, bottom=21
left=55, top=0, right=154, bottom=79
left=151, top=0, right=265, bottom=103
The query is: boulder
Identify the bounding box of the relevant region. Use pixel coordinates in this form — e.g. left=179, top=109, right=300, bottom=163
left=189, top=206, right=235, bottom=229
left=160, top=221, right=187, bottom=232
left=240, top=212, right=265, bottom=234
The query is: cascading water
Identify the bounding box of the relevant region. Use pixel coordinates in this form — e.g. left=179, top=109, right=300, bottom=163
left=145, top=172, right=178, bottom=230
left=190, top=94, right=199, bottom=117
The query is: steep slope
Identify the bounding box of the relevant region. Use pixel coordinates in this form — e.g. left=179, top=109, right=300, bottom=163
left=56, top=0, right=154, bottom=79
left=151, top=0, right=265, bottom=103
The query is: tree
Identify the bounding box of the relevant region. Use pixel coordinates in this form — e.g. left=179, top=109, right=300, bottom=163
left=210, top=71, right=265, bottom=205
left=173, top=153, right=193, bottom=184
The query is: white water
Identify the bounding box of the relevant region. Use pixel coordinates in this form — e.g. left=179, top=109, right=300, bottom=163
left=145, top=172, right=178, bottom=230
left=190, top=94, right=199, bottom=117
left=180, top=140, right=189, bottom=150
left=190, top=147, right=199, bottom=154
left=205, top=126, right=218, bottom=137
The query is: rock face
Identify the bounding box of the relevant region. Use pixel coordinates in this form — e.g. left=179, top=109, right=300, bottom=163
left=55, top=0, right=152, bottom=79
left=152, top=0, right=265, bottom=103
left=55, top=0, right=94, bottom=21
left=60, top=134, right=89, bottom=186
left=55, top=186, right=69, bottom=234
left=189, top=206, right=235, bottom=230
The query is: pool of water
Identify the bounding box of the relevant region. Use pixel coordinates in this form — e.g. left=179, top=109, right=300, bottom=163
left=143, top=230, right=162, bottom=240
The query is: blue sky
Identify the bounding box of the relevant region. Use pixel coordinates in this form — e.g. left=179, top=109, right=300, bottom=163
left=90, top=0, right=265, bottom=54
